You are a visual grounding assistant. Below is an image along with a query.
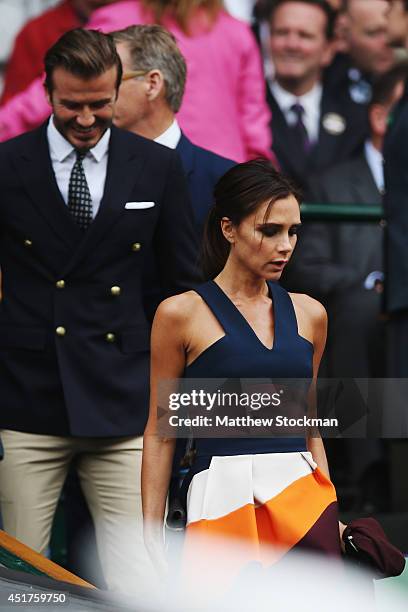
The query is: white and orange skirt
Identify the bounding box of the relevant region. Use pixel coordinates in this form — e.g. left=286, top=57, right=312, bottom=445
left=180, top=451, right=341, bottom=593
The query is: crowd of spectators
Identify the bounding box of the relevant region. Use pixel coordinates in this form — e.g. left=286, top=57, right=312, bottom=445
left=0, top=0, right=408, bottom=588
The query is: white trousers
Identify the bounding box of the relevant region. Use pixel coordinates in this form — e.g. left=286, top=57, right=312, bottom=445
left=0, top=429, right=154, bottom=592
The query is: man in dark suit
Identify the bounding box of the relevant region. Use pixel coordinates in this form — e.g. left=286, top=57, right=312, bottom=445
left=324, top=0, right=394, bottom=109
left=281, top=65, right=407, bottom=511
left=112, top=24, right=236, bottom=236
left=0, top=28, right=198, bottom=590
left=322, top=0, right=394, bottom=161
left=383, top=1, right=408, bottom=437
left=283, top=64, right=407, bottom=379
left=265, top=0, right=368, bottom=190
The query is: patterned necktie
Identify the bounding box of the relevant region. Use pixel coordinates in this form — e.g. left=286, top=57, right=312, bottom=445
left=290, top=103, right=311, bottom=153
left=68, top=150, right=93, bottom=230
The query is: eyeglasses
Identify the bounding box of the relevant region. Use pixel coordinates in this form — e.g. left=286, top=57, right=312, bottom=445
left=121, top=70, right=150, bottom=82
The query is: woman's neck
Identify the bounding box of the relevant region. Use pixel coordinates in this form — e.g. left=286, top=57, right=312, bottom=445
left=215, top=260, right=268, bottom=300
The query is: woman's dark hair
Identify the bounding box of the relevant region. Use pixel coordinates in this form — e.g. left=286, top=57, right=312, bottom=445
left=201, top=159, right=301, bottom=280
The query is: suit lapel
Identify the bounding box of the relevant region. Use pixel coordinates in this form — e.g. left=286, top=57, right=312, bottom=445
left=15, top=123, right=83, bottom=248
left=315, top=91, right=345, bottom=169
left=176, top=132, right=195, bottom=178
left=61, top=126, right=146, bottom=275
left=316, top=88, right=366, bottom=169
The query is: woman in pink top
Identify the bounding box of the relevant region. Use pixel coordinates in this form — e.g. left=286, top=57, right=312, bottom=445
left=0, top=0, right=272, bottom=162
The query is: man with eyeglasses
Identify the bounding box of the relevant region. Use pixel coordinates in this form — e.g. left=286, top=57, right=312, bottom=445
left=112, top=24, right=235, bottom=238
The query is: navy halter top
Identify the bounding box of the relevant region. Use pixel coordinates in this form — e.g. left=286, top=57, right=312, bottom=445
left=184, top=280, right=314, bottom=456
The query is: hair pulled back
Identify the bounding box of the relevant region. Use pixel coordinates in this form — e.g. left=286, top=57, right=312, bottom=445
left=201, top=159, right=300, bottom=280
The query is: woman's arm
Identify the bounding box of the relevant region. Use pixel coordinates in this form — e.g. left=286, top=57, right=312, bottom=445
left=142, top=295, right=189, bottom=571
left=304, top=296, right=330, bottom=478
left=294, top=293, right=346, bottom=545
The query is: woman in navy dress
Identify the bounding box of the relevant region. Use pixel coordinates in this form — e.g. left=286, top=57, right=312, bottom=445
left=142, top=159, right=343, bottom=584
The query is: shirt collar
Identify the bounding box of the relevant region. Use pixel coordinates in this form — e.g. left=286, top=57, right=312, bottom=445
left=47, top=116, right=110, bottom=162
left=154, top=119, right=181, bottom=149
left=364, top=139, right=384, bottom=192
left=270, top=80, right=322, bottom=116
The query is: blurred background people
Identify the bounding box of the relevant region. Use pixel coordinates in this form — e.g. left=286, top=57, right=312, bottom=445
left=265, top=0, right=366, bottom=190
left=343, top=0, right=394, bottom=76
left=223, top=0, right=256, bottom=22
left=384, top=1, right=408, bottom=385
left=325, top=0, right=395, bottom=107
left=84, top=0, right=274, bottom=162
left=0, top=1, right=118, bottom=105
left=0, top=0, right=273, bottom=163
left=382, top=0, right=408, bottom=518
left=284, top=63, right=408, bottom=379
left=282, top=62, right=408, bottom=513
left=0, top=1, right=58, bottom=87
left=387, top=0, right=408, bottom=53
left=112, top=24, right=235, bottom=235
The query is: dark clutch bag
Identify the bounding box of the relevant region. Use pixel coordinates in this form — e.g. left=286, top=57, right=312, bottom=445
left=342, top=517, right=406, bottom=578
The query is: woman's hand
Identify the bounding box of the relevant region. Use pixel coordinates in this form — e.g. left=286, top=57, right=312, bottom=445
left=338, top=520, right=347, bottom=553
left=144, top=522, right=168, bottom=580
left=142, top=296, right=189, bottom=581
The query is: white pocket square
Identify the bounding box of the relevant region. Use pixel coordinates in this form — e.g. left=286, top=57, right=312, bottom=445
left=125, top=201, right=155, bottom=210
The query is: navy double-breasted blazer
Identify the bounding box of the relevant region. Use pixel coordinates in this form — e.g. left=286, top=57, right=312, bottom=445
left=0, top=123, right=199, bottom=437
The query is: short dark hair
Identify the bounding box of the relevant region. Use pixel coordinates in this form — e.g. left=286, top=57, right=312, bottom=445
left=371, top=62, right=408, bottom=107
left=201, top=159, right=301, bottom=279
left=44, top=29, right=123, bottom=93
left=268, top=0, right=337, bottom=40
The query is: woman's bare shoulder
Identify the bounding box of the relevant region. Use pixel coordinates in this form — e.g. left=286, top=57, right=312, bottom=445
left=154, top=290, right=203, bottom=325
left=289, top=292, right=327, bottom=326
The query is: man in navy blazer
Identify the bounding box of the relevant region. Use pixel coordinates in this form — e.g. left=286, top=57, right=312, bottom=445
left=112, top=25, right=236, bottom=237
left=0, top=29, right=198, bottom=589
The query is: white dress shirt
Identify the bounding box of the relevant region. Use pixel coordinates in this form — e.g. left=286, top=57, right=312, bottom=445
left=364, top=139, right=384, bottom=193
left=154, top=119, right=181, bottom=149
left=269, top=80, right=322, bottom=144
left=223, top=0, right=256, bottom=23
left=47, top=117, right=110, bottom=218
